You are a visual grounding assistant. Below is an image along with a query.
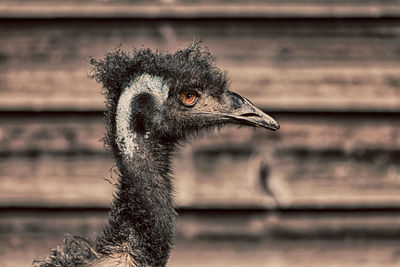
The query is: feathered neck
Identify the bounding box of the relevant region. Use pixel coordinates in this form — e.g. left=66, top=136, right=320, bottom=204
left=95, top=137, right=177, bottom=267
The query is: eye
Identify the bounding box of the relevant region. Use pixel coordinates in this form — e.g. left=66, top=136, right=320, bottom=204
left=179, top=90, right=198, bottom=107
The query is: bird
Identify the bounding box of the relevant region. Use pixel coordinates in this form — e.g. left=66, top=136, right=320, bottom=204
left=34, top=41, right=279, bottom=267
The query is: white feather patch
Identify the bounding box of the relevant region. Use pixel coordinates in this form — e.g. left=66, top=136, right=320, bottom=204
left=115, top=74, right=168, bottom=158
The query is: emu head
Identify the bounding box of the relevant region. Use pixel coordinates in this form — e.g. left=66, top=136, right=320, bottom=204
left=91, top=42, right=279, bottom=160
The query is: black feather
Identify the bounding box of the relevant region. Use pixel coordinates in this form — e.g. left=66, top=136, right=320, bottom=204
left=36, top=41, right=231, bottom=267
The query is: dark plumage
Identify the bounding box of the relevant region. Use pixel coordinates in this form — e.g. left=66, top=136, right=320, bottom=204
left=34, top=41, right=279, bottom=267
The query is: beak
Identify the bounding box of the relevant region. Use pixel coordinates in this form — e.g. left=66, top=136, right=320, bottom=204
left=220, top=91, right=280, bottom=131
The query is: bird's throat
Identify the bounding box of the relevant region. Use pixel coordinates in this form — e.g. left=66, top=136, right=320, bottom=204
left=96, top=143, right=176, bottom=267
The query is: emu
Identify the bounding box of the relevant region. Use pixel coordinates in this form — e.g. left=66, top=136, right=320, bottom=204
left=35, top=42, right=279, bottom=267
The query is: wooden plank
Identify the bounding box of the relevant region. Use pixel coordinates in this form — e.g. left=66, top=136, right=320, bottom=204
left=1, top=1, right=400, bottom=19
left=3, top=19, right=400, bottom=68
left=0, top=114, right=104, bottom=154
left=0, top=154, right=275, bottom=208
left=1, top=114, right=400, bottom=208
left=2, top=209, right=400, bottom=267
left=184, top=119, right=400, bottom=208
left=2, top=209, right=400, bottom=240
left=170, top=239, right=400, bottom=267
left=6, top=113, right=396, bottom=155
left=1, top=19, right=400, bottom=111
left=0, top=155, right=114, bottom=207
left=2, top=67, right=400, bottom=112
left=3, top=234, right=400, bottom=267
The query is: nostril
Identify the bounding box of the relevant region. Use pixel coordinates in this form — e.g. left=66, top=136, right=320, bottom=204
left=241, top=113, right=261, bottom=118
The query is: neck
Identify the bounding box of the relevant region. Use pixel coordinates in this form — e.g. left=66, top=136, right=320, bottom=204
left=96, top=138, right=176, bottom=267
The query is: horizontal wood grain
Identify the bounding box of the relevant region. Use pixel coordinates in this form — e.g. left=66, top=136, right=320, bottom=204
left=1, top=114, right=399, bottom=208
left=1, top=4, right=399, bottom=265
left=0, top=155, right=114, bottom=207
left=1, top=18, right=400, bottom=111
left=0, top=153, right=276, bottom=208
left=0, top=113, right=104, bottom=154
left=0, top=1, right=400, bottom=19
left=3, top=209, right=400, bottom=239
left=3, top=233, right=400, bottom=267
left=1, top=113, right=398, bottom=155
left=2, top=66, right=400, bottom=112
left=3, top=206, right=400, bottom=265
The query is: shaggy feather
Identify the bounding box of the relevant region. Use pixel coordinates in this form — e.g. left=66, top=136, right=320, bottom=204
left=92, top=41, right=229, bottom=267
left=35, top=41, right=276, bottom=267
left=33, top=235, right=99, bottom=267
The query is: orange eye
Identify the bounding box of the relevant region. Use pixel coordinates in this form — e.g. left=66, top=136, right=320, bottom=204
left=179, top=90, right=198, bottom=107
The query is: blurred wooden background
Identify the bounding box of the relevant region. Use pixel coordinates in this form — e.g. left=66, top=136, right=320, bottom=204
left=1, top=1, right=400, bottom=266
